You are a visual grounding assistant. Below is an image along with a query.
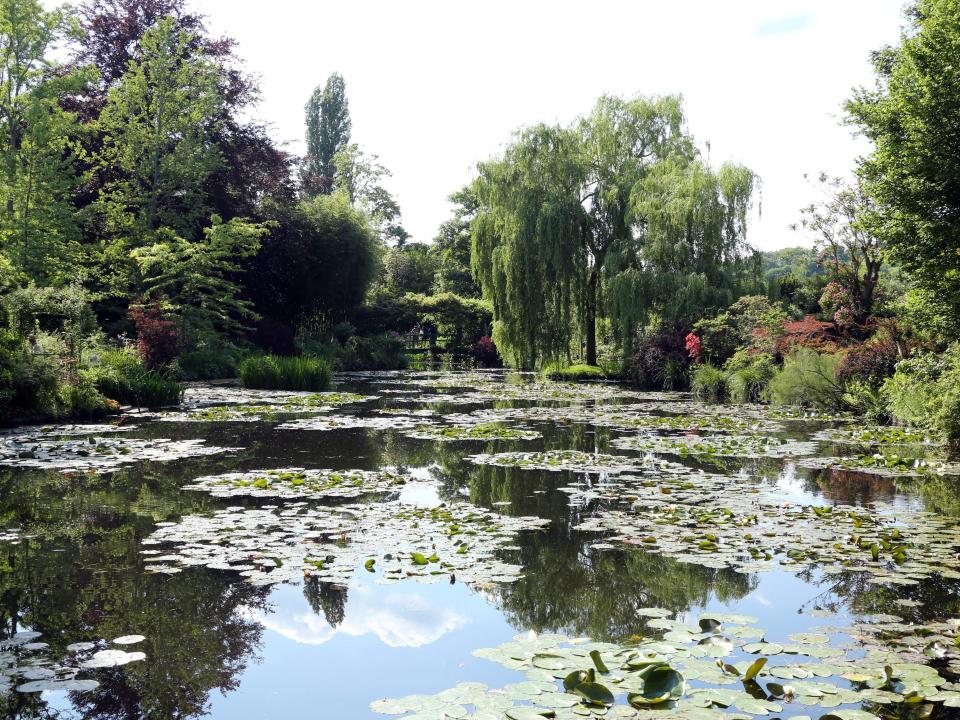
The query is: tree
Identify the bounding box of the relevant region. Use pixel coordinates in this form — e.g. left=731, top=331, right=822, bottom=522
left=91, top=17, right=224, bottom=243
left=303, top=72, right=351, bottom=196
left=793, top=174, right=883, bottom=330
left=332, top=142, right=408, bottom=244
left=846, top=0, right=960, bottom=335
left=433, top=187, right=480, bottom=297
left=130, top=214, right=267, bottom=341
left=472, top=95, right=746, bottom=368
left=382, top=243, right=437, bottom=296
left=243, top=193, right=379, bottom=329
left=0, top=0, right=89, bottom=282
left=607, top=156, right=760, bottom=352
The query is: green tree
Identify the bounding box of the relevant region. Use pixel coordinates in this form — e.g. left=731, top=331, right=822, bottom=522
left=472, top=94, right=753, bottom=368
left=303, top=71, right=351, bottom=196
left=846, top=0, right=960, bottom=335
left=433, top=186, right=480, bottom=297
left=333, top=142, right=408, bottom=244
left=0, top=0, right=89, bottom=282
left=91, top=17, right=223, bottom=245
left=130, top=215, right=267, bottom=341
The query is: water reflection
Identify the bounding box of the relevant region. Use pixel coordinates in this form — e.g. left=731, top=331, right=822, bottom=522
left=262, top=581, right=469, bottom=648
left=0, top=373, right=959, bottom=718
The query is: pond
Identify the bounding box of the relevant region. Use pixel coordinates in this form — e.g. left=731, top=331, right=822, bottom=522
left=2, top=369, right=960, bottom=719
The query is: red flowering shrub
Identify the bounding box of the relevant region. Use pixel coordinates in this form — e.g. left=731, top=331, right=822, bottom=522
left=469, top=336, right=501, bottom=368
left=129, top=304, right=180, bottom=368
left=684, top=333, right=703, bottom=362
left=774, top=316, right=844, bottom=355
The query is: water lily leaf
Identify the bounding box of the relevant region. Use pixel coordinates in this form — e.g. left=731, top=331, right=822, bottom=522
left=505, top=709, right=556, bottom=720
left=410, top=552, right=428, bottom=565
left=628, top=664, right=685, bottom=706
left=743, top=658, right=767, bottom=681
left=572, top=681, right=615, bottom=707
left=589, top=650, right=609, bottom=673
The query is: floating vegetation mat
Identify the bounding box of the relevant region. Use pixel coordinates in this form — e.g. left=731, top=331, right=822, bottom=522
left=444, top=406, right=783, bottom=435
left=0, top=436, right=234, bottom=473
left=570, top=464, right=960, bottom=581
left=404, top=422, right=541, bottom=443
left=811, top=427, right=939, bottom=447
left=370, top=612, right=960, bottom=720
left=468, top=450, right=640, bottom=475
left=0, top=422, right=138, bottom=439
left=162, top=390, right=373, bottom=422
left=277, top=414, right=434, bottom=431
left=798, top=453, right=960, bottom=478
left=183, top=467, right=407, bottom=501
left=610, top=434, right=818, bottom=459
left=142, top=501, right=549, bottom=587
left=181, top=385, right=373, bottom=409
left=0, top=631, right=146, bottom=695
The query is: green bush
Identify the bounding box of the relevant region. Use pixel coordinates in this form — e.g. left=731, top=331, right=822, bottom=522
left=173, top=339, right=245, bottom=380
left=544, top=364, right=609, bottom=381
left=88, top=349, right=183, bottom=409
left=724, top=351, right=776, bottom=404
left=882, top=346, right=960, bottom=452
left=239, top=355, right=333, bottom=391
left=769, top=348, right=844, bottom=410
left=691, top=364, right=727, bottom=402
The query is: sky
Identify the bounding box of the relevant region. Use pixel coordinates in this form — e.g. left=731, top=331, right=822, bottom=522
left=188, top=0, right=908, bottom=251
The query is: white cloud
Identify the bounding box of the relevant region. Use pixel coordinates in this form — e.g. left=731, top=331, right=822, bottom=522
left=251, top=584, right=470, bottom=648
left=190, top=0, right=905, bottom=250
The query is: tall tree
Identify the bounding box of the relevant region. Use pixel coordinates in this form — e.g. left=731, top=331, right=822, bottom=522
left=846, top=0, right=960, bottom=335
left=0, top=0, right=89, bottom=281
left=472, top=95, right=695, bottom=367
left=794, top=174, right=883, bottom=330
left=303, top=72, right=351, bottom=196
left=432, top=187, right=480, bottom=297
left=91, top=17, right=223, bottom=242
left=332, top=142, right=408, bottom=244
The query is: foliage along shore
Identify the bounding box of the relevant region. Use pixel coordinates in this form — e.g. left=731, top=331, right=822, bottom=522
left=1, top=0, right=959, bottom=455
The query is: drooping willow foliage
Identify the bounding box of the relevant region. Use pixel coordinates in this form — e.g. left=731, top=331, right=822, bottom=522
left=472, top=94, right=760, bottom=369
left=472, top=125, right=585, bottom=369
left=607, top=158, right=761, bottom=353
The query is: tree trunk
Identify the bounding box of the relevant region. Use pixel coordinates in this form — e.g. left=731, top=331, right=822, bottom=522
left=585, top=268, right=599, bottom=366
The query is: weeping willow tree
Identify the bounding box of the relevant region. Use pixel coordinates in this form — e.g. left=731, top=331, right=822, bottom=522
left=606, top=156, right=761, bottom=353
left=472, top=95, right=690, bottom=368
left=471, top=125, right=584, bottom=369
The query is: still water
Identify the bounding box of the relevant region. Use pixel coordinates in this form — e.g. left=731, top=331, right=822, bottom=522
left=0, top=370, right=958, bottom=719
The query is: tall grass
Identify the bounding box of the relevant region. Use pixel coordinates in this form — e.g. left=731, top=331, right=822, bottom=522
left=543, top=363, right=609, bottom=381
left=691, top=364, right=727, bottom=402
left=239, top=355, right=332, bottom=391
left=90, top=349, right=183, bottom=409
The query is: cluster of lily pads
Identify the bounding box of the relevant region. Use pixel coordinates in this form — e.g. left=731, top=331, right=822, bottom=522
left=610, top=434, right=818, bottom=460
left=371, top=609, right=960, bottom=720
left=563, top=459, right=960, bottom=582
left=468, top=450, right=640, bottom=475
left=404, top=422, right=542, bottom=443
left=277, top=414, right=433, bottom=431
left=0, top=631, right=146, bottom=695
left=0, top=435, right=234, bottom=473
left=141, top=500, right=549, bottom=587
left=182, top=467, right=407, bottom=501
left=798, top=453, right=960, bottom=478
left=160, top=390, right=373, bottom=423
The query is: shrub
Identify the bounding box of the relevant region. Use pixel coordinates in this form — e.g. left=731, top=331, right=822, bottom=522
left=129, top=304, right=180, bottom=368
left=174, top=339, right=245, bottom=380
left=724, top=351, right=776, bottom=404
left=769, top=348, right=844, bottom=409
left=344, top=333, right=408, bottom=371
left=836, top=340, right=901, bottom=390
left=774, top=316, right=844, bottom=355
left=881, top=346, right=960, bottom=452
left=89, top=349, right=183, bottom=408
left=544, top=364, right=609, bottom=381
left=239, top=355, right=333, bottom=391
left=691, top=364, right=727, bottom=402
left=469, top=336, right=501, bottom=368
left=627, top=328, right=689, bottom=390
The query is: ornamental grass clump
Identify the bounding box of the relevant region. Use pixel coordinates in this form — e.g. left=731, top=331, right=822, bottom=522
left=238, top=355, right=332, bottom=391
